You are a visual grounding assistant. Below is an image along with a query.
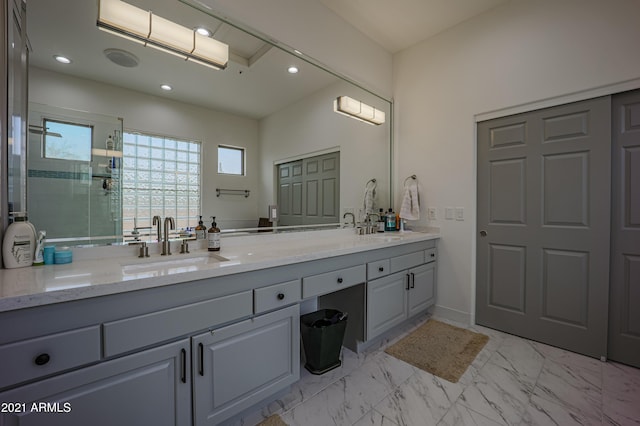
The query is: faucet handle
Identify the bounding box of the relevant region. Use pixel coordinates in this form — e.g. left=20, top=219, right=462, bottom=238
left=180, top=239, right=190, bottom=254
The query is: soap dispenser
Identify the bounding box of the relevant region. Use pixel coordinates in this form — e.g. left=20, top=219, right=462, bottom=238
left=207, top=217, right=221, bottom=252
left=195, top=216, right=206, bottom=240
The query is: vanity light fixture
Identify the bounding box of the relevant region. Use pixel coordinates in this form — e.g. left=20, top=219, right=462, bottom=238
left=97, top=0, right=229, bottom=70
left=287, top=66, right=299, bottom=74
left=54, top=55, right=72, bottom=64
left=334, top=96, right=386, bottom=125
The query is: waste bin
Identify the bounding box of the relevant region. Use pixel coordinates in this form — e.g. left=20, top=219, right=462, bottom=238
left=300, top=309, right=348, bottom=375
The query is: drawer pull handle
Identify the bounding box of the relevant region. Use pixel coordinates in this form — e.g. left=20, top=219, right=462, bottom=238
left=337, top=277, right=343, bottom=284
left=34, top=353, right=50, bottom=366
left=277, top=293, right=285, bottom=300
left=180, top=349, right=187, bottom=383
left=198, top=343, right=204, bottom=376
left=406, top=274, right=411, bottom=290
left=378, top=266, right=384, bottom=272
left=410, top=272, right=415, bottom=289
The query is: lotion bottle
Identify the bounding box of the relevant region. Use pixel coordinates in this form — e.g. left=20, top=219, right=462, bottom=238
left=207, top=217, right=220, bottom=252
left=195, top=216, right=206, bottom=240
left=2, top=213, right=36, bottom=268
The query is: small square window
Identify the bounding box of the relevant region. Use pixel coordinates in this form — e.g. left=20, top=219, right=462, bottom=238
left=43, top=120, right=92, bottom=161
left=218, top=145, right=245, bottom=175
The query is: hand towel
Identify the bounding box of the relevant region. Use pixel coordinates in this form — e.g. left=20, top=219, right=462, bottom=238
left=399, top=181, right=420, bottom=220
left=363, top=181, right=376, bottom=220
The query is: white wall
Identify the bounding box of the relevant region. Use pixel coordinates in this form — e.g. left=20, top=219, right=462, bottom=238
left=29, top=67, right=260, bottom=230
left=203, top=0, right=393, bottom=98
left=393, top=0, right=640, bottom=323
left=258, top=80, right=391, bottom=217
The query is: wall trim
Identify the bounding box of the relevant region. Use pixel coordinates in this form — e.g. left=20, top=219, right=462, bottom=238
left=432, top=304, right=472, bottom=326
left=474, top=77, right=640, bottom=122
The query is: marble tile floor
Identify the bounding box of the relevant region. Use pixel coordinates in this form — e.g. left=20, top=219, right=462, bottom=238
left=224, top=315, right=640, bottom=426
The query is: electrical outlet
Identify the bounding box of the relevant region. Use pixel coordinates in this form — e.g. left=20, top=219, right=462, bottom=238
left=445, top=207, right=454, bottom=220
left=427, top=207, right=437, bottom=220
left=455, top=207, right=464, bottom=221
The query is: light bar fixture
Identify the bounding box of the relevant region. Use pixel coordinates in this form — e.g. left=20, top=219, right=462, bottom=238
left=97, top=0, right=228, bottom=70
left=334, top=96, right=386, bottom=125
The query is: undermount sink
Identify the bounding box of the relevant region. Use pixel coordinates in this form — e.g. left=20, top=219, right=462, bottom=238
left=368, top=234, right=404, bottom=242
left=121, top=252, right=229, bottom=273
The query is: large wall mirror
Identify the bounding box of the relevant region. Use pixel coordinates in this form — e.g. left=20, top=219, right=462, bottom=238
left=14, top=0, right=391, bottom=245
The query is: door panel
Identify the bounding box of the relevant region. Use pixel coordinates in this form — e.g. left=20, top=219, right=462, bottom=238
left=609, top=90, right=640, bottom=367
left=477, top=96, right=611, bottom=359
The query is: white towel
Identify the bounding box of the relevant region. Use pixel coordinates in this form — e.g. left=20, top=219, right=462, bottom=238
left=363, top=181, right=376, bottom=220
left=399, top=181, right=420, bottom=220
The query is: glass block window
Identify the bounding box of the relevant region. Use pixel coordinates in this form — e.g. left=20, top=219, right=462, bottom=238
left=218, top=145, right=245, bottom=175
left=122, top=132, right=201, bottom=237
left=43, top=119, right=92, bottom=161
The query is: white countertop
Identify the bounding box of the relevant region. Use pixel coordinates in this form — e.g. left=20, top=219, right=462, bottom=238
left=0, top=228, right=439, bottom=313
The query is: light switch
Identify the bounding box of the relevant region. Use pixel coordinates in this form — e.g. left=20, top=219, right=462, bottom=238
left=455, top=207, right=464, bottom=221
left=445, top=207, right=454, bottom=220
left=427, top=207, right=437, bottom=220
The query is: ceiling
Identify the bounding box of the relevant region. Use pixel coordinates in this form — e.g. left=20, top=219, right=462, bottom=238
left=319, top=0, right=510, bottom=53
left=27, top=0, right=337, bottom=119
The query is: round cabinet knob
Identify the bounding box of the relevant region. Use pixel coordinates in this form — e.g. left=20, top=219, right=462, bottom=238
left=34, top=353, right=50, bottom=366
left=479, top=230, right=488, bottom=237
left=378, top=266, right=384, bottom=272
left=337, top=277, right=343, bottom=284
left=430, top=253, right=435, bottom=258
left=277, top=293, right=285, bottom=300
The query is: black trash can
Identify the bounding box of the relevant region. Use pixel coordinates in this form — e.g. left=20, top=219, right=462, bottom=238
left=300, top=309, right=348, bottom=375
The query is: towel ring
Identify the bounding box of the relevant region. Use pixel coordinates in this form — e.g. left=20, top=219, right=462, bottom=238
left=404, top=175, right=417, bottom=186
left=366, top=178, right=377, bottom=189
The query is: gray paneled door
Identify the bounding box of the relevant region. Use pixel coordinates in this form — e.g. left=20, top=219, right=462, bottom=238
left=278, top=152, right=340, bottom=226
left=609, top=90, right=640, bottom=368
left=476, top=97, right=611, bottom=359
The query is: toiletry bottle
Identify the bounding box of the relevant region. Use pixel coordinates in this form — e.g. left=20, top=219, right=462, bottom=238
left=395, top=211, right=400, bottom=231
left=208, top=217, right=221, bottom=252
left=385, top=208, right=396, bottom=231
left=33, top=230, right=46, bottom=266
left=195, top=216, right=206, bottom=240
left=377, top=208, right=385, bottom=232
left=2, top=213, right=36, bottom=268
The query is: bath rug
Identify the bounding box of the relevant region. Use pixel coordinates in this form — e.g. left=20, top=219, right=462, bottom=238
left=257, top=414, right=288, bottom=426
left=385, top=319, right=488, bottom=383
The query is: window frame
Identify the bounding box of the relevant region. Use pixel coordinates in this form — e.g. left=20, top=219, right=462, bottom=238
left=217, top=144, right=245, bottom=176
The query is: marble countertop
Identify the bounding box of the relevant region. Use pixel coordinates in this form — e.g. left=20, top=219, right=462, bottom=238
left=0, top=228, right=439, bottom=313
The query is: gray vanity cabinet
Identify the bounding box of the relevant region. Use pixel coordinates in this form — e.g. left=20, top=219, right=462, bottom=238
left=367, top=249, right=437, bottom=339
left=192, top=304, right=300, bottom=425
left=0, top=339, right=191, bottom=426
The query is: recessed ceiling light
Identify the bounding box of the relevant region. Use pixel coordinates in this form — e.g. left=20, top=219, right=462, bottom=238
left=54, top=55, right=72, bottom=64
left=160, top=84, right=172, bottom=91
left=195, top=27, right=211, bottom=37
left=287, top=66, right=299, bottom=74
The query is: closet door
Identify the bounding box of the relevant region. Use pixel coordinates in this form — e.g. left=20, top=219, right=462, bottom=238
left=609, top=89, right=640, bottom=368
left=476, top=96, right=611, bottom=359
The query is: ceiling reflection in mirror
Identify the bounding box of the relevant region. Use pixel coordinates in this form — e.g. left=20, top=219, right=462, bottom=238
left=20, top=0, right=391, bottom=246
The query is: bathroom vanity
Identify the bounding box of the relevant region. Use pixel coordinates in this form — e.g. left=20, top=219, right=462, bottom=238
left=0, top=229, right=438, bottom=425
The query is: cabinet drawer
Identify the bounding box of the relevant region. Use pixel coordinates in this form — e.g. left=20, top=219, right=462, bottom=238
left=302, top=264, right=366, bottom=298
left=0, top=325, right=101, bottom=389
left=390, top=251, right=424, bottom=273
left=254, top=280, right=301, bottom=314
left=367, top=259, right=390, bottom=280
left=103, top=291, right=253, bottom=357
left=425, top=248, right=437, bottom=263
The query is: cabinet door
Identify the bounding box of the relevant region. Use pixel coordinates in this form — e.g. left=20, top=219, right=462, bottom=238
left=193, top=304, right=300, bottom=426
left=408, top=262, right=436, bottom=317
left=0, top=339, right=191, bottom=426
left=367, top=271, right=409, bottom=340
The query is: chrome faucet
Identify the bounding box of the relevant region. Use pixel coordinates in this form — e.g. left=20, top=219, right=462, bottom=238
left=365, top=213, right=380, bottom=234
left=152, top=215, right=162, bottom=243
left=343, top=212, right=356, bottom=228
left=162, top=216, right=175, bottom=255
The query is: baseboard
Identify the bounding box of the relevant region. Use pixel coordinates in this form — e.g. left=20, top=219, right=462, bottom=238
left=432, top=304, right=471, bottom=326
